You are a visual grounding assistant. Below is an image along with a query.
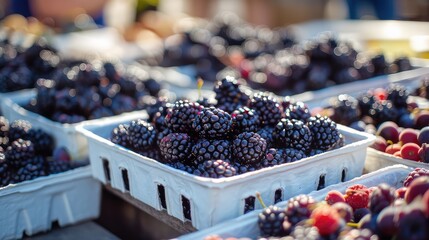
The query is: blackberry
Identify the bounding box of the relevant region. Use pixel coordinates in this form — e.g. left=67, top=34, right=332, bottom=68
left=403, top=168, right=429, bottom=187
left=357, top=92, right=377, bottom=116
left=192, top=107, right=232, bottom=139
left=152, top=111, right=168, bottom=132
left=166, top=162, right=196, bottom=174
left=110, top=123, right=129, bottom=148
left=13, top=159, right=47, bottom=183
left=260, top=148, right=285, bottom=167
left=371, top=54, right=387, bottom=76
left=285, top=195, right=316, bottom=226
left=157, top=128, right=172, bottom=147
left=196, top=97, right=215, bottom=108
left=273, top=119, right=313, bottom=152
left=307, top=115, right=340, bottom=150
left=136, top=149, right=161, bottom=161
left=0, top=153, right=10, bottom=187
left=46, top=158, right=71, bottom=174
left=233, top=162, right=261, bottom=174
left=27, top=129, right=54, bottom=156
left=257, top=127, right=274, bottom=147
left=8, top=120, right=32, bottom=141
left=231, top=107, right=260, bottom=134
left=192, top=139, right=231, bottom=164
left=6, top=139, right=35, bottom=168
left=386, top=84, right=409, bottom=109
left=290, top=225, right=321, bottom=240
left=214, top=76, right=249, bottom=113
left=193, top=160, right=237, bottom=178
left=127, top=119, right=156, bottom=150
left=283, top=148, right=307, bottom=163
left=248, top=92, right=283, bottom=127
left=165, top=100, right=202, bottom=133
left=0, top=116, right=9, bottom=137
left=331, top=94, right=361, bottom=126
left=368, top=100, right=398, bottom=125
left=284, top=101, right=311, bottom=122
left=232, top=132, right=267, bottom=165
left=159, top=133, right=193, bottom=164
left=258, top=206, right=290, bottom=237
left=368, top=183, right=396, bottom=214
left=309, top=149, right=325, bottom=156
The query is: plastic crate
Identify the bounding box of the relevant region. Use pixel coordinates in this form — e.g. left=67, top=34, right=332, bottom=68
left=77, top=113, right=375, bottom=230
left=0, top=93, right=148, bottom=161
left=179, top=164, right=414, bottom=239
left=0, top=166, right=101, bottom=240
left=365, top=148, right=429, bottom=173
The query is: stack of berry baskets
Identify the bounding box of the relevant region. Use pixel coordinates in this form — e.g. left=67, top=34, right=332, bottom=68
left=179, top=164, right=429, bottom=240
left=77, top=76, right=375, bottom=230
left=0, top=115, right=101, bottom=239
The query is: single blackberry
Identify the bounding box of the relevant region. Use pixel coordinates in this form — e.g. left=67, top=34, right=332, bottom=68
left=330, top=133, right=345, bottom=150
left=284, top=195, right=316, bottom=226
left=386, top=84, right=409, bottom=109
left=13, top=160, right=47, bottom=183
left=284, top=101, right=311, bottom=122
left=309, top=149, right=325, bottom=156
left=357, top=92, right=377, bottom=116
left=248, top=92, right=283, bottom=127
left=27, top=129, right=54, bottom=156
left=307, top=115, right=340, bottom=150
left=192, top=139, right=231, bottom=164
left=260, top=148, right=285, bottom=167
left=331, top=94, right=361, bottom=126
left=139, top=96, right=170, bottom=120
left=257, top=127, right=274, bottom=147
left=0, top=116, right=9, bottom=137
left=159, top=133, right=193, bottom=164
left=258, top=206, right=290, bottom=237
left=110, top=123, right=130, bottom=148
left=6, top=139, right=35, bottom=168
left=152, top=111, right=168, bottom=132
left=127, top=119, right=156, bottom=151
left=192, top=107, right=232, bottom=139
left=273, top=118, right=313, bottom=152
left=368, top=100, right=398, bottom=125
left=289, top=225, right=321, bottom=240
left=403, top=168, right=429, bottom=187
left=8, top=120, right=32, bottom=141
left=156, top=128, right=172, bottom=147
left=136, top=149, right=161, bottom=161
left=193, top=160, right=237, bottom=178
left=231, top=107, right=260, bottom=134
left=283, top=148, right=307, bottom=163
left=165, top=100, right=202, bottom=133
left=46, top=158, right=71, bottom=174
left=232, top=132, right=267, bottom=166
left=371, top=54, right=388, bottom=76
left=214, top=76, right=249, bottom=113
left=166, top=162, right=196, bottom=174
left=232, top=162, right=261, bottom=174
left=0, top=153, right=10, bottom=187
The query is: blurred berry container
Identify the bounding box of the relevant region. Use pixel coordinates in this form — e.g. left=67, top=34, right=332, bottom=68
left=77, top=113, right=375, bottom=230
left=0, top=90, right=148, bottom=161
left=179, top=164, right=413, bottom=239
left=0, top=166, right=101, bottom=240
left=0, top=89, right=36, bottom=114
left=365, top=148, right=429, bottom=173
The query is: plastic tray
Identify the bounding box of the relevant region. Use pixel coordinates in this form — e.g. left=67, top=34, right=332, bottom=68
left=179, top=164, right=414, bottom=239
left=0, top=166, right=101, bottom=240
left=0, top=92, right=148, bottom=161
left=365, top=148, right=429, bottom=173
left=77, top=113, right=375, bottom=230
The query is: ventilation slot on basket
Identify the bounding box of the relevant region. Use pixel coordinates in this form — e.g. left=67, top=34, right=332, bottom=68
left=244, top=196, right=255, bottom=214
left=51, top=220, right=60, bottom=229
left=181, top=195, right=192, bottom=221
left=274, top=189, right=283, bottom=204
left=157, top=184, right=167, bottom=210
left=102, top=158, right=111, bottom=182
left=341, top=168, right=347, bottom=182
left=121, top=168, right=130, bottom=192
left=317, top=174, right=326, bottom=190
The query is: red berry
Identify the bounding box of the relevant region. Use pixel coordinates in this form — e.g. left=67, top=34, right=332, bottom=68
left=370, top=136, right=387, bottom=152
left=399, top=128, right=419, bottom=145
left=393, top=151, right=402, bottom=158
left=400, top=143, right=421, bottom=161
left=325, top=190, right=345, bottom=205
left=385, top=143, right=401, bottom=155
left=345, top=184, right=370, bottom=210
left=311, top=205, right=341, bottom=236
left=374, top=88, right=387, bottom=101
left=395, top=187, right=407, bottom=198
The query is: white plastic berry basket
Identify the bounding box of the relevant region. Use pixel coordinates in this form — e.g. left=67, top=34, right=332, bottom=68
left=178, top=164, right=414, bottom=239
left=0, top=92, right=148, bottom=162
left=77, top=113, right=375, bottom=230
left=365, top=148, right=429, bottom=173
left=0, top=166, right=101, bottom=240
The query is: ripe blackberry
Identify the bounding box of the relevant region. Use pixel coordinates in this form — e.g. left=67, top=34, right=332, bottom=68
left=196, top=97, right=215, bottom=108
left=368, top=183, right=396, bottom=214
left=192, top=139, right=231, bottom=164
left=307, top=115, right=340, bottom=150
left=8, top=120, right=32, bottom=141
left=165, top=100, right=202, bottom=133
left=386, top=84, right=409, bottom=109
left=6, top=139, right=35, bottom=168
left=159, top=133, right=193, bottom=164
left=136, top=149, right=161, bottom=161
left=284, top=101, right=311, bottom=122
left=13, top=159, right=47, bottom=183
left=152, top=111, right=168, bottom=132
left=192, top=107, right=232, bottom=139
left=214, top=76, right=249, bottom=113
left=403, top=168, right=429, bottom=187
left=166, top=162, right=196, bottom=174
left=257, top=127, right=274, bottom=147
left=127, top=119, right=156, bottom=150
left=258, top=206, right=290, bottom=237
left=232, top=162, right=261, bottom=174
left=331, top=94, right=360, bottom=126
left=232, top=132, right=267, bottom=165
left=289, top=225, right=321, bottom=240
left=46, top=158, right=71, bottom=174
left=231, top=107, right=260, bottom=134
left=193, top=160, right=237, bottom=178
left=358, top=91, right=377, bottom=116
left=260, top=148, right=285, bottom=167
left=248, top=92, right=283, bottom=127
left=283, top=148, right=307, bottom=163
left=273, top=118, right=313, bottom=152
left=309, top=149, right=325, bottom=157
left=27, top=129, right=54, bottom=156
left=110, top=123, right=129, bottom=148
left=285, top=195, right=316, bottom=226
left=368, top=100, right=398, bottom=125
left=330, top=133, right=345, bottom=150
left=0, top=116, right=9, bottom=137
left=0, top=153, right=10, bottom=187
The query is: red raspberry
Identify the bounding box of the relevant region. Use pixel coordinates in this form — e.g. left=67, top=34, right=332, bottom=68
left=344, top=184, right=370, bottom=210
left=325, top=190, right=345, bottom=205
left=404, top=168, right=429, bottom=187
left=311, top=205, right=341, bottom=236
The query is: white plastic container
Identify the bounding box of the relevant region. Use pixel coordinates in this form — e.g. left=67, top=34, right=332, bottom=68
left=0, top=93, right=148, bottom=161
left=179, top=164, right=414, bottom=239
left=365, top=148, right=429, bottom=173
left=77, top=113, right=375, bottom=230
left=0, top=89, right=36, bottom=114
left=0, top=166, right=101, bottom=240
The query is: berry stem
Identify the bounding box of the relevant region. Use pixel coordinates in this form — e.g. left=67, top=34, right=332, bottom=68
left=197, top=77, right=204, bottom=100
left=256, top=192, right=267, bottom=209
left=347, top=222, right=359, bottom=228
